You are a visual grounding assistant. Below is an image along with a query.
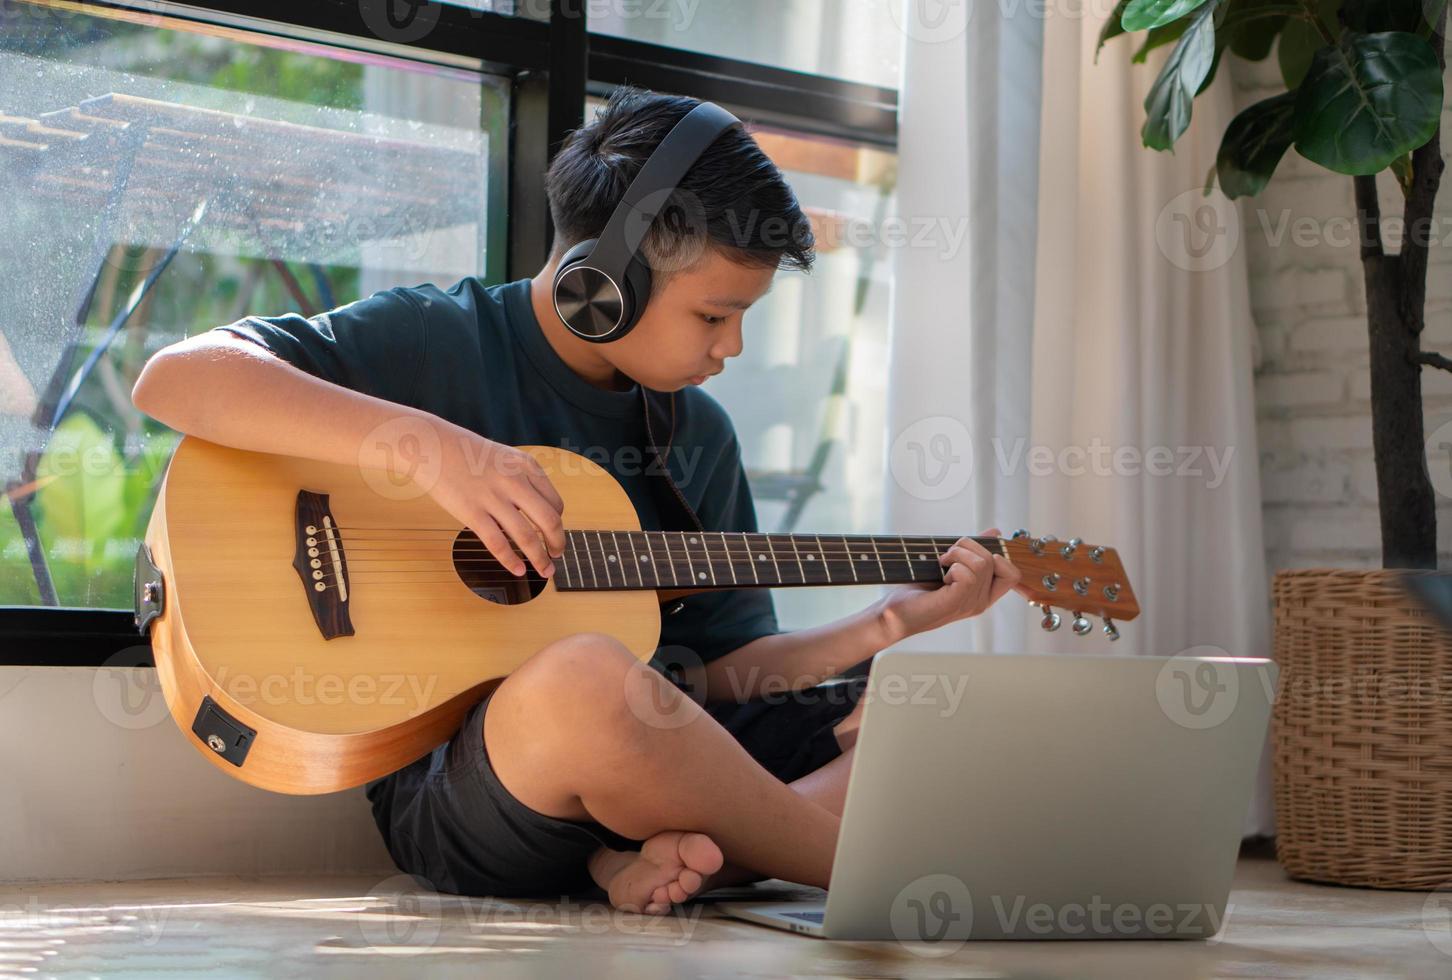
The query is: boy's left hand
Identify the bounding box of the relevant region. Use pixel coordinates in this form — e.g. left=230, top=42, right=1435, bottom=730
left=876, top=528, right=1026, bottom=644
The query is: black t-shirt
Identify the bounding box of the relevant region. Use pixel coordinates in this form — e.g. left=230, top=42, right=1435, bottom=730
left=215, top=275, right=781, bottom=671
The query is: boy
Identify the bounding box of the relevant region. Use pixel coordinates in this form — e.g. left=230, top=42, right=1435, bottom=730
left=131, top=87, right=1021, bottom=915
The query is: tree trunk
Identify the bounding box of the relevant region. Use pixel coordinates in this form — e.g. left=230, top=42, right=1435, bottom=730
left=1356, top=7, right=1446, bottom=570
left=1361, top=236, right=1436, bottom=569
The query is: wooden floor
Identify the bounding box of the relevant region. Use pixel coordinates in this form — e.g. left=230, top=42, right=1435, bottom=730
left=4, top=846, right=1450, bottom=979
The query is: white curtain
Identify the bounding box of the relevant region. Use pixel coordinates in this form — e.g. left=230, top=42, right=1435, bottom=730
left=884, top=0, right=1042, bottom=657
left=887, top=2, right=1274, bottom=836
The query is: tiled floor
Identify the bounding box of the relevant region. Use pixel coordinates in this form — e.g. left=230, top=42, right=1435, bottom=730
left=4, top=846, right=1450, bottom=979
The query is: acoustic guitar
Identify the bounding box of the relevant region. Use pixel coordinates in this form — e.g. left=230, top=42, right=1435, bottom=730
left=134, top=436, right=1140, bottom=794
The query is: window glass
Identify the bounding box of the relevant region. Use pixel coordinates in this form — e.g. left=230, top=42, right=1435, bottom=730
left=722, top=127, right=897, bottom=633
left=0, top=1, right=505, bottom=607
left=582, top=96, right=898, bottom=632
left=590, top=0, right=902, bottom=90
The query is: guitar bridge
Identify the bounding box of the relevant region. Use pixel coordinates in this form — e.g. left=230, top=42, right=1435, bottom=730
left=294, top=490, right=354, bottom=640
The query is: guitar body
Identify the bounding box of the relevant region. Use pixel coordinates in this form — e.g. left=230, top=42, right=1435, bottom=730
left=142, top=437, right=660, bottom=795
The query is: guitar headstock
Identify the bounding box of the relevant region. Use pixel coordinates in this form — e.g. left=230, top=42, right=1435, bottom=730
left=1001, top=530, right=1139, bottom=640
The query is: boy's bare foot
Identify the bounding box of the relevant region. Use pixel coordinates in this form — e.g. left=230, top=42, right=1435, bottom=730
left=587, top=830, right=724, bottom=914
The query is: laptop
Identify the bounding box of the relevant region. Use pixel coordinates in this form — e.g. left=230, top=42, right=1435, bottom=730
left=718, top=649, right=1277, bottom=941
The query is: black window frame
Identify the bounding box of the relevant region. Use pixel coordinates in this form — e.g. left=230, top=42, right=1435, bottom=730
left=0, top=0, right=899, bottom=666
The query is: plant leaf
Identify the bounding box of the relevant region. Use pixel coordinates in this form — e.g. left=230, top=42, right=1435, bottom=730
left=1141, top=0, right=1221, bottom=150
left=1134, top=19, right=1191, bottom=62
left=1098, top=0, right=1134, bottom=58
left=1227, top=1, right=1288, bottom=61
left=1293, top=30, right=1444, bottom=176
left=1278, top=15, right=1328, bottom=88
left=1123, top=0, right=1212, bottom=32
left=1341, top=0, right=1436, bottom=33
left=1217, top=90, right=1299, bottom=197
left=1390, top=152, right=1414, bottom=194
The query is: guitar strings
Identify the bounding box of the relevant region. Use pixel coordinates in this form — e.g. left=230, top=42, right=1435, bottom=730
left=297, top=528, right=1041, bottom=590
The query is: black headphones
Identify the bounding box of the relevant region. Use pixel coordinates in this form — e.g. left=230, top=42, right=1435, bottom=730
left=551, top=101, right=741, bottom=344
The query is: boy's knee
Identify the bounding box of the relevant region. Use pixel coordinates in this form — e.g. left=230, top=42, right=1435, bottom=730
left=508, top=632, right=642, bottom=714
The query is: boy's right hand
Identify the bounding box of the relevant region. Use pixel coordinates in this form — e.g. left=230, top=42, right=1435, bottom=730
left=416, top=424, right=566, bottom=579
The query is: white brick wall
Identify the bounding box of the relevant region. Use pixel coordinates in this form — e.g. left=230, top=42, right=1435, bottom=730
left=1230, top=45, right=1452, bottom=571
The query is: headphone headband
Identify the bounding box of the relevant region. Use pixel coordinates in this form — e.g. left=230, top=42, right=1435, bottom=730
left=584, top=102, right=740, bottom=282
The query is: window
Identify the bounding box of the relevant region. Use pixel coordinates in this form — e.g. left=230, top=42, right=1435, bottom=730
left=0, top=1, right=507, bottom=607
left=590, top=0, right=902, bottom=89
left=582, top=96, right=900, bottom=632
left=0, top=0, right=899, bottom=662
left=714, top=128, right=897, bottom=633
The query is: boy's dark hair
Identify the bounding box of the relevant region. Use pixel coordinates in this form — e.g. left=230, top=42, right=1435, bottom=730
left=544, top=86, right=815, bottom=288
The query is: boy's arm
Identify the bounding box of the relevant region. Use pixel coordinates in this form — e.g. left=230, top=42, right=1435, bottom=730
left=700, top=595, right=897, bottom=702
left=133, top=330, right=436, bottom=471
left=131, top=330, right=566, bottom=577
left=700, top=532, right=1023, bottom=701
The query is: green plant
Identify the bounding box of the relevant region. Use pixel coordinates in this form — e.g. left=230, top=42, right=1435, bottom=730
left=1102, top=0, right=1448, bottom=568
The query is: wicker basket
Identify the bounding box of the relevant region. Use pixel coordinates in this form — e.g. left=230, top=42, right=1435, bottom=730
left=1272, top=568, right=1452, bottom=889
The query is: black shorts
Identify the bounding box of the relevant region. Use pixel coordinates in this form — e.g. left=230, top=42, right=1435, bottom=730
left=365, top=672, right=869, bottom=899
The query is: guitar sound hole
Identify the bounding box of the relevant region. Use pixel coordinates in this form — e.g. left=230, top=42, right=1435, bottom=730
left=453, top=530, right=548, bottom=605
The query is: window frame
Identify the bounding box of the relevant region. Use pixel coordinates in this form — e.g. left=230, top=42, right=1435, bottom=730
left=0, top=0, right=898, bottom=665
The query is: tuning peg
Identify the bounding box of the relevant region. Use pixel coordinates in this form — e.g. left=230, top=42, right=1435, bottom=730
left=1088, top=545, right=1106, bottom=563
left=1040, top=607, right=1062, bottom=632
left=1102, top=617, right=1120, bottom=642
left=1011, top=528, right=1030, bottom=540
left=1031, top=534, right=1057, bottom=555
left=1102, top=583, right=1121, bottom=601
left=1059, top=537, right=1082, bottom=558
left=1071, top=612, right=1092, bottom=636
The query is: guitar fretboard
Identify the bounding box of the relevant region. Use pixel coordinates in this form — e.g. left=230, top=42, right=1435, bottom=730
left=552, top=531, right=1001, bottom=591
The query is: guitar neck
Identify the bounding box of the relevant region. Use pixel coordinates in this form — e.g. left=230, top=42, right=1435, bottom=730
left=552, top=531, right=1000, bottom=591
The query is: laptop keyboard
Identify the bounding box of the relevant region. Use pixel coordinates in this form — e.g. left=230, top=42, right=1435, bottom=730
left=782, top=910, right=825, bottom=923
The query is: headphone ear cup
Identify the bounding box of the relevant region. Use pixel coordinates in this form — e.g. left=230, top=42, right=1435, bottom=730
left=554, top=238, right=596, bottom=281
left=611, top=255, right=654, bottom=341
